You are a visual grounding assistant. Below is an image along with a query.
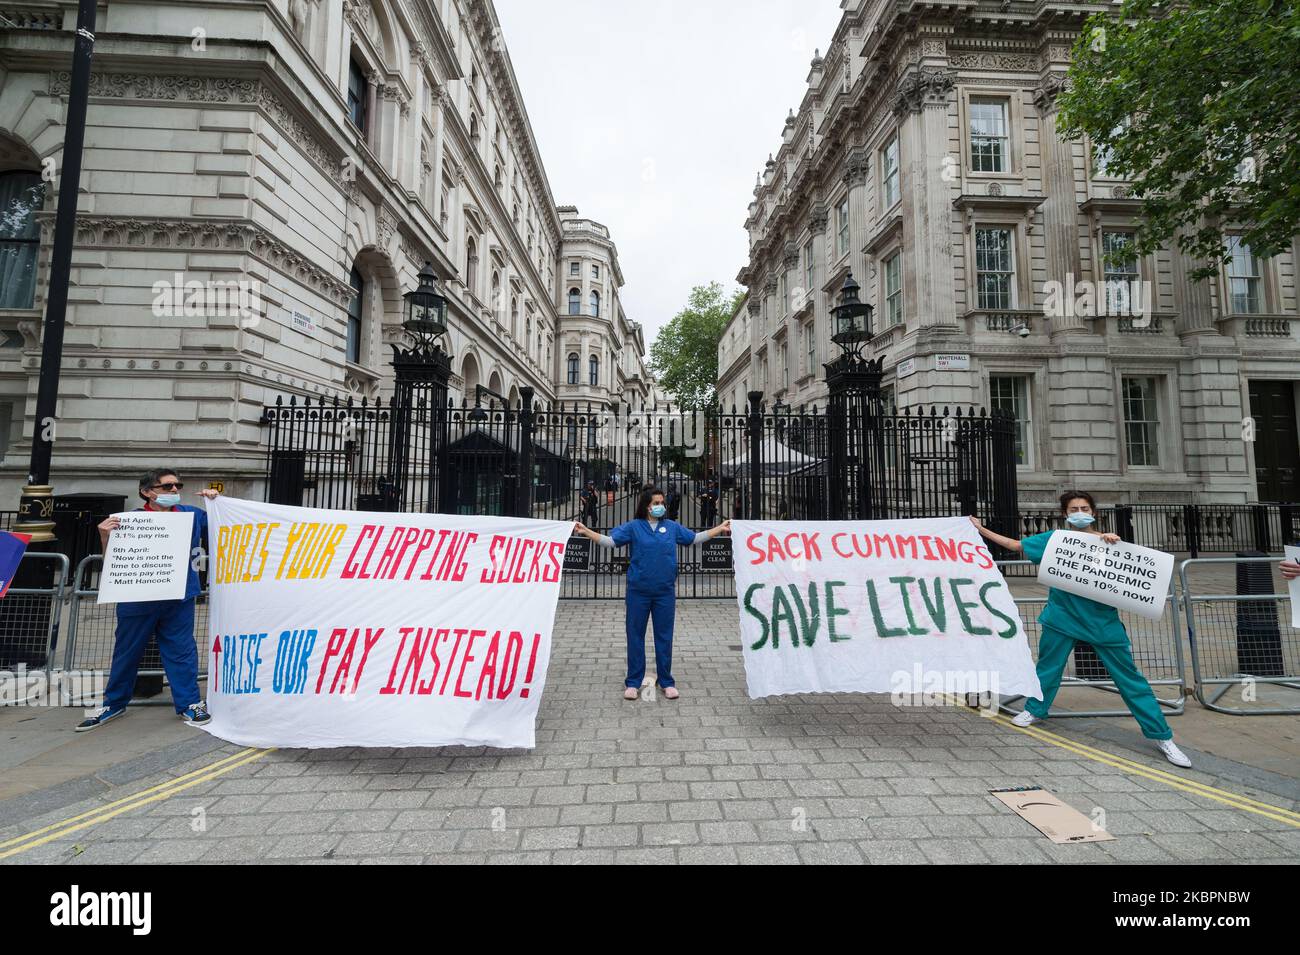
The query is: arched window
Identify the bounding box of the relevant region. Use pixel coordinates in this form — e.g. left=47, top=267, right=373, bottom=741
left=566, top=352, right=579, bottom=385
left=346, top=266, right=364, bottom=364
left=589, top=355, right=599, bottom=387
left=466, top=236, right=478, bottom=297
left=567, top=288, right=581, bottom=316
left=494, top=164, right=502, bottom=188
left=470, top=113, right=480, bottom=143
left=512, top=298, right=520, bottom=338
left=0, top=171, right=44, bottom=309
left=587, top=420, right=597, bottom=447
left=490, top=270, right=501, bottom=315
left=590, top=290, right=600, bottom=317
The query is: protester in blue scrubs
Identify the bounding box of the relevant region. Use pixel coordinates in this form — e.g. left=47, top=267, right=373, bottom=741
left=575, top=487, right=730, bottom=700
left=972, top=490, right=1192, bottom=768
left=76, top=469, right=219, bottom=731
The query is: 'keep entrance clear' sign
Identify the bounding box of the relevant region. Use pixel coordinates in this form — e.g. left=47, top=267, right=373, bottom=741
left=1036, top=531, right=1173, bottom=620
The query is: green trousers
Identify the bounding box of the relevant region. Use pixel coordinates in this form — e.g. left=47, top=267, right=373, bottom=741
left=1025, top=625, right=1173, bottom=740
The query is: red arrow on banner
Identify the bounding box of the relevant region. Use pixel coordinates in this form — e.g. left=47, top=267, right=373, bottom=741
left=211, top=635, right=221, bottom=693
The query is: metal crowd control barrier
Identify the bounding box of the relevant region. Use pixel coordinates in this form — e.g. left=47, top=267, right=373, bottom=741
left=0, top=552, right=71, bottom=704
left=64, top=554, right=211, bottom=707
left=995, top=559, right=1187, bottom=718
left=1179, top=557, right=1300, bottom=715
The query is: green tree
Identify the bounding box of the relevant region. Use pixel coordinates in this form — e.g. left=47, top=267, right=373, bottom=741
left=649, top=282, right=744, bottom=410
left=1057, top=0, right=1300, bottom=278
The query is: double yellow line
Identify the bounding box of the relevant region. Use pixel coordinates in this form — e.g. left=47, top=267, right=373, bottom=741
left=0, top=746, right=274, bottom=860
left=946, top=696, right=1300, bottom=829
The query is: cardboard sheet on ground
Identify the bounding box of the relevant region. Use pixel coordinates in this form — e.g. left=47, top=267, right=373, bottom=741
left=97, top=510, right=194, bottom=604
left=731, top=517, right=1042, bottom=699
left=1286, top=546, right=1300, bottom=629
left=990, top=787, right=1116, bottom=843
left=201, top=497, right=571, bottom=749
left=1036, top=531, right=1172, bottom=620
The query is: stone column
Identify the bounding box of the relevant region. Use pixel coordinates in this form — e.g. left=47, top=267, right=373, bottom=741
left=806, top=200, right=828, bottom=383
left=1034, top=73, right=1086, bottom=334
left=892, top=70, right=958, bottom=329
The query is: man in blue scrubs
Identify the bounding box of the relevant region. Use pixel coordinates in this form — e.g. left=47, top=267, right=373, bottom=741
left=76, top=469, right=219, bottom=731
left=575, top=487, right=730, bottom=700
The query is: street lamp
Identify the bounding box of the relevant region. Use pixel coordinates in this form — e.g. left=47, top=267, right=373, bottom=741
left=469, top=383, right=509, bottom=422
left=401, top=261, right=448, bottom=352
left=830, top=273, right=873, bottom=358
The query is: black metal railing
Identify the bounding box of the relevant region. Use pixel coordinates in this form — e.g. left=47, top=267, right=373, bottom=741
left=261, top=393, right=1021, bottom=595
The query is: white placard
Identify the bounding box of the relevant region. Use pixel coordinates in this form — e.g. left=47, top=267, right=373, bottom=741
left=1285, top=545, right=1300, bottom=629
left=202, top=497, right=571, bottom=749
left=97, top=510, right=194, bottom=604
left=935, top=353, right=970, bottom=371
left=732, top=517, right=1042, bottom=700
left=1036, top=531, right=1173, bottom=620
left=897, top=357, right=917, bottom=379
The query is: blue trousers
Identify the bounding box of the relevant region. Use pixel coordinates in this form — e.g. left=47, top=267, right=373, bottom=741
left=625, top=588, right=675, bottom=688
left=105, top=598, right=200, bottom=714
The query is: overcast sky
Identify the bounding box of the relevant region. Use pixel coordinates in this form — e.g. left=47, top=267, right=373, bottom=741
left=495, top=0, right=844, bottom=348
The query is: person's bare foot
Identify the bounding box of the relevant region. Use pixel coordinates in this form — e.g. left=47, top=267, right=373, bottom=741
left=623, top=687, right=638, bottom=701
left=662, top=686, right=679, bottom=700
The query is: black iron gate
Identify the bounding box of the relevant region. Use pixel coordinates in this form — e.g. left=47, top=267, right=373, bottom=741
left=261, top=389, right=1019, bottom=598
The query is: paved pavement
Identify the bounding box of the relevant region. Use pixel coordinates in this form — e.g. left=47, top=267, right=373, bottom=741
left=2, top=599, right=1297, bottom=865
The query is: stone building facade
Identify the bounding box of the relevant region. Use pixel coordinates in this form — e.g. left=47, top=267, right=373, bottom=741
left=0, top=0, right=648, bottom=507
left=722, top=0, right=1300, bottom=505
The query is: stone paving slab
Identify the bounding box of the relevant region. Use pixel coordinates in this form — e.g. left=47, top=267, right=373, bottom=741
left=1, top=601, right=1297, bottom=865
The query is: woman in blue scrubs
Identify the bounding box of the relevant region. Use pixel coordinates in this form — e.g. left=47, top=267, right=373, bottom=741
left=972, top=490, right=1192, bottom=768
left=575, top=487, right=730, bottom=700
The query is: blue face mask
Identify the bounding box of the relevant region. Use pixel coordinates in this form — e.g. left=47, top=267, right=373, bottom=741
left=1065, top=512, right=1095, bottom=529
left=153, top=493, right=181, bottom=509
left=650, top=504, right=666, bottom=518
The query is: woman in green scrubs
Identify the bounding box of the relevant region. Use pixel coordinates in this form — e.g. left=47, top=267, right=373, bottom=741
left=972, top=490, right=1192, bottom=768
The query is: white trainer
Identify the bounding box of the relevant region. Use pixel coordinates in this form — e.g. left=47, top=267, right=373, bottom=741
left=1156, top=738, right=1192, bottom=768
left=1010, top=709, right=1040, bottom=727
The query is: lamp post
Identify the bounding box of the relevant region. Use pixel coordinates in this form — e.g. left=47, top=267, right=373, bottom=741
left=824, top=273, right=884, bottom=521
left=829, top=273, right=873, bottom=362
left=388, top=262, right=451, bottom=512
left=14, top=0, right=98, bottom=544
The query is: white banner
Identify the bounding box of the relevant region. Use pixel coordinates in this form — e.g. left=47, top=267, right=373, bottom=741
left=97, top=510, right=194, bottom=604
left=202, top=498, right=571, bottom=749
left=1036, top=531, right=1172, bottom=620
left=732, top=517, right=1042, bottom=700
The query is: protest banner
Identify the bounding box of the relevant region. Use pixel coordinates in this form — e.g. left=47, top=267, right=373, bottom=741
left=0, top=530, right=30, bottom=600
left=203, top=497, right=571, bottom=749
left=97, top=510, right=194, bottom=604
left=1036, top=531, right=1173, bottom=621
left=731, top=517, right=1042, bottom=700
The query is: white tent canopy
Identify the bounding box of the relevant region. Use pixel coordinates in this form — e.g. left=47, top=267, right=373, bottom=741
left=722, top=436, right=820, bottom=476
